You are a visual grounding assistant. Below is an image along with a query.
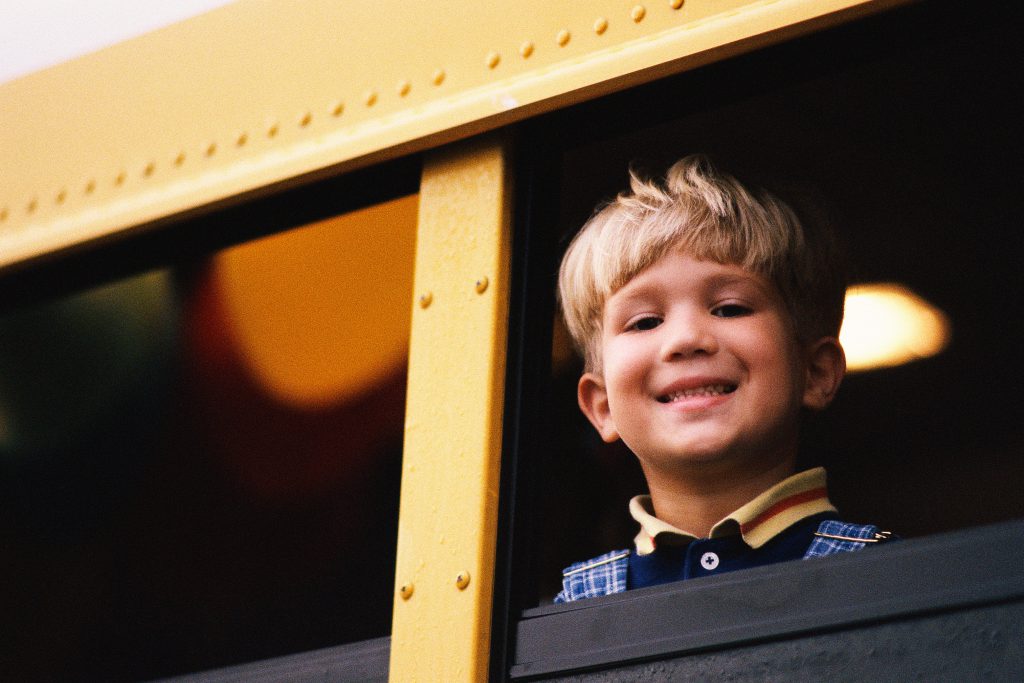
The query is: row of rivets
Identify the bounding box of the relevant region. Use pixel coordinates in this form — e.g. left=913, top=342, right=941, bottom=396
left=484, top=1, right=683, bottom=69
left=0, top=68, right=447, bottom=226
left=3, top=2, right=686, bottom=227
left=398, top=571, right=471, bottom=601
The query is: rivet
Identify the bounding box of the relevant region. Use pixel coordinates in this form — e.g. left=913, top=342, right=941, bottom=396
left=399, top=583, right=414, bottom=600
left=475, top=276, right=489, bottom=294
left=594, top=17, right=609, bottom=34
left=174, top=151, right=186, bottom=166
left=236, top=132, right=248, bottom=147
left=397, top=80, right=411, bottom=97
left=85, top=179, right=96, bottom=194
left=205, top=142, right=217, bottom=157
left=419, top=292, right=433, bottom=308
left=632, top=5, right=646, bottom=22
left=267, top=121, right=280, bottom=138
left=27, top=198, right=38, bottom=213
left=556, top=29, right=571, bottom=46
left=332, top=101, right=345, bottom=117
left=455, top=571, right=471, bottom=590
left=486, top=51, right=500, bottom=69
left=299, top=111, right=312, bottom=127
left=670, top=0, right=684, bottom=8
left=143, top=162, right=155, bottom=178
left=115, top=171, right=126, bottom=186
left=520, top=41, right=534, bottom=58
left=56, top=189, right=67, bottom=204
left=432, top=69, right=446, bottom=86
left=365, top=90, right=378, bottom=106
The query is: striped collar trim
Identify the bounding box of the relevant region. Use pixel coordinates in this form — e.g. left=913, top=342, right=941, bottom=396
left=631, top=468, right=837, bottom=555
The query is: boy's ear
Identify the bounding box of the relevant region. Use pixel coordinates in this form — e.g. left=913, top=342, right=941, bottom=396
left=578, top=372, right=620, bottom=443
left=802, top=337, right=846, bottom=410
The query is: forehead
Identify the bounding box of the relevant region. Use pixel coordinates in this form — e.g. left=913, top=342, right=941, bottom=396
left=608, top=252, right=773, bottom=304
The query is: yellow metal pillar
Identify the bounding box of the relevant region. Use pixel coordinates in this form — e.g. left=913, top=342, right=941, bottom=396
left=390, top=135, right=512, bottom=682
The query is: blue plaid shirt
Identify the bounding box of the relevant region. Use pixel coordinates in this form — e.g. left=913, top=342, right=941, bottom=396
left=556, top=519, right=890, bottom=603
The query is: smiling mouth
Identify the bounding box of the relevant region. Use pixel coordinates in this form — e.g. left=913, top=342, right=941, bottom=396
left=657, top=384, right=737, bottom=403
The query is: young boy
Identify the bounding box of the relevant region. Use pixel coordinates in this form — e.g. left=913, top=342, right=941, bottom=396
left=555, top=155, right=889, bottom=603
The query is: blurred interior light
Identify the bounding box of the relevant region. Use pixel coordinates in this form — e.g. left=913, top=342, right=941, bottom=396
left=840, top=283, right=951, bottom=372
left=214, top=194, right=417, bottom=408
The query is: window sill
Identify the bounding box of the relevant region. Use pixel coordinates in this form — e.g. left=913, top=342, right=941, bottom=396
left=513, top=519, right=1024, bottom=679
left=162, top=635, right=389, bottom=683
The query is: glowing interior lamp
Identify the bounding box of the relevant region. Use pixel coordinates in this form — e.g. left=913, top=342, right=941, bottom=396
left=839, top=283, right=951, bottom=373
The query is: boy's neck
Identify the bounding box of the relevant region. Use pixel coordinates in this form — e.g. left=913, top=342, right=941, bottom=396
left=642, top=454, right=798, bottom=538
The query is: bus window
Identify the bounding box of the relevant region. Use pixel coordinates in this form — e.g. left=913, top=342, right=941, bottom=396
left=0, top=193, right=416, bottom=681
left=517, top=1, right=1023, bottom=605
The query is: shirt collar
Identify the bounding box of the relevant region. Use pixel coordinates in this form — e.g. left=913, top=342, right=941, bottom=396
left=630, top=467, right=837, bottom=555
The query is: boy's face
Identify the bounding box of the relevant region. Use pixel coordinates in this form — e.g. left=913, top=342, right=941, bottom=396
left=578, top=250, right=843, bottom=478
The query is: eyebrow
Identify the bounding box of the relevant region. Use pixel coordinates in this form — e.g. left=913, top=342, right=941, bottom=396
left=614, top=272, right=770, bottom=303
left=704, top=273, right=771, bottom=294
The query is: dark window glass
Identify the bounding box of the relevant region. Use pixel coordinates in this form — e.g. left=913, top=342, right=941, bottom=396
left=1, top=195, right=416, bottom=681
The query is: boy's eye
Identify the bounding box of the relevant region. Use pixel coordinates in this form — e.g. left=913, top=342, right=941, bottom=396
left=629, top=316, right=662, bottom=331
left=711, top=304, right=751, bottom=318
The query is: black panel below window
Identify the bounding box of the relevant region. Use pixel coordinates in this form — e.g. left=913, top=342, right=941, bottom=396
left=159, top=636, right=389, bottom=683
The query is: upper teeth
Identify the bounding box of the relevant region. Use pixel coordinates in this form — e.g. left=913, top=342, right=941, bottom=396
left=663, top=385, right=730, bottom=401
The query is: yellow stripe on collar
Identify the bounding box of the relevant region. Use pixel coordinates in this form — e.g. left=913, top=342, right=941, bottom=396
left=630, top=468, right=838, bottom=555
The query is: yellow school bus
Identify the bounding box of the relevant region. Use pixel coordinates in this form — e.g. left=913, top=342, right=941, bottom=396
left=2, top=1, right=1021, bottom=681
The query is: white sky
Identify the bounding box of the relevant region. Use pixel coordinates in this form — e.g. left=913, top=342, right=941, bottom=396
left=0, top=0, right=236, bottom=85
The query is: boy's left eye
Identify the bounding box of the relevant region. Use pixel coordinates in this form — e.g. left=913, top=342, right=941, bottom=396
left=629, top=316, right=662, bottom=331
left=711, top=304, right=751, bottom=318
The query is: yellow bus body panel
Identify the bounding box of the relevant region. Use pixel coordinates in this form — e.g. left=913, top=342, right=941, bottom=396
left=0, top=0, right=899, bottom=269
left=391, top=136, right=511, bottom=682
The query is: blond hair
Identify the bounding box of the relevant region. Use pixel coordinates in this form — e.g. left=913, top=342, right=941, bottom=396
left=558, top=155, right=845, bottom=372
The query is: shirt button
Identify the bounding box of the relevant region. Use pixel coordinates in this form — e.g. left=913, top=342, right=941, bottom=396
left=700, top=552, right=720, bottom=570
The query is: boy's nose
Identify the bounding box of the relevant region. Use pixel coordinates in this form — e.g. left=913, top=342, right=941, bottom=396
left=659, top=314, right=718, bottom=361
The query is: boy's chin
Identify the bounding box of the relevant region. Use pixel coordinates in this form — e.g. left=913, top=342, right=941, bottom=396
left=636, top=447, right=741, bottom=474
left=633, top=433, right=735, bottom=461
left=635, top=443, right=793, bottom=479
